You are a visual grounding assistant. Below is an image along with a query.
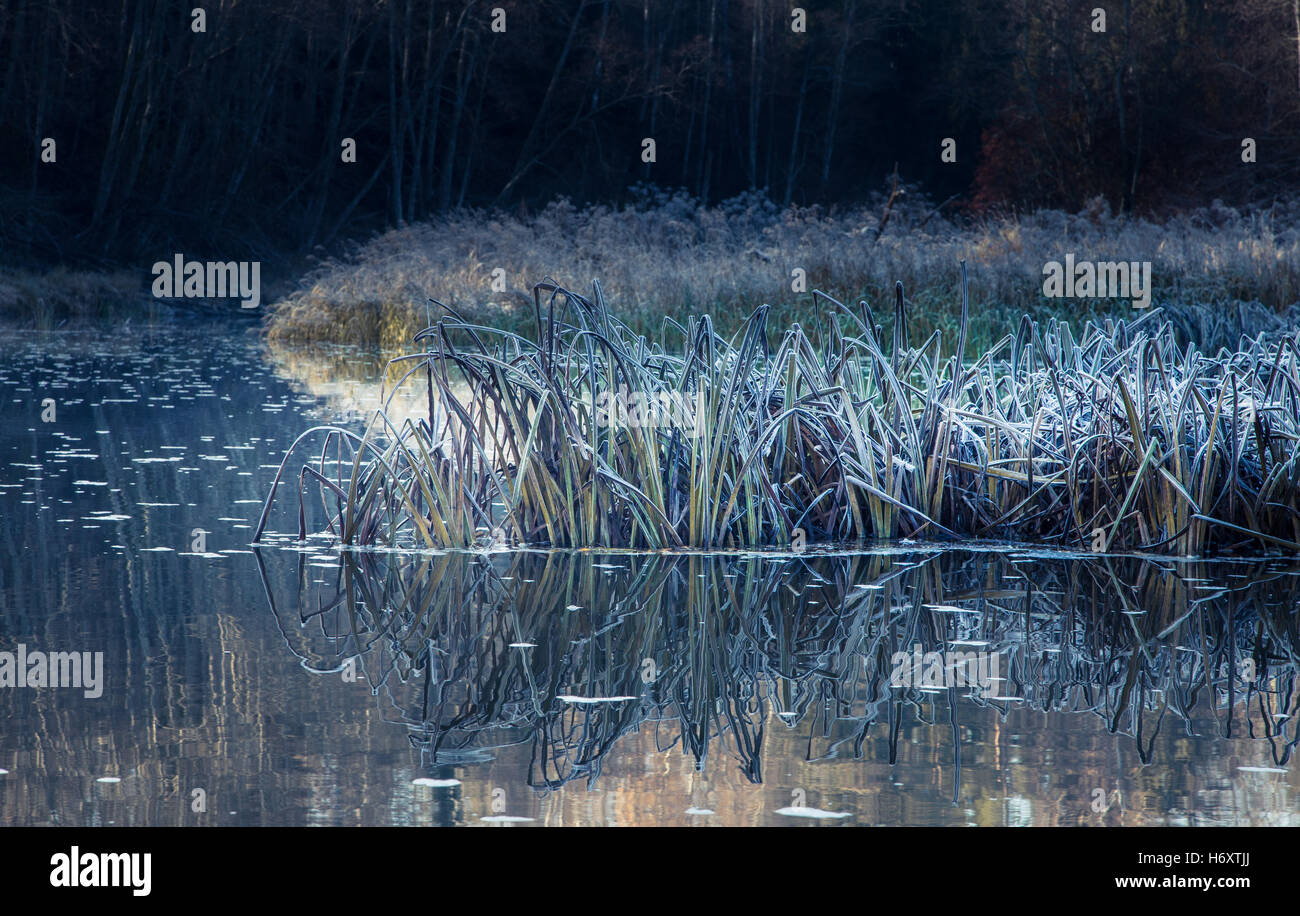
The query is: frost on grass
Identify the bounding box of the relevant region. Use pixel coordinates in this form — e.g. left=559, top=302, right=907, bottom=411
left=259, top=276, right=1300, bottom=555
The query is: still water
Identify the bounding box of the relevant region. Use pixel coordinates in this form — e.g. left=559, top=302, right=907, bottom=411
left=1, top=323, right=1297, bottom=826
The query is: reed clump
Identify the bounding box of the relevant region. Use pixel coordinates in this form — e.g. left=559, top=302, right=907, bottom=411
left=257, top=272, right=1300, bottom=554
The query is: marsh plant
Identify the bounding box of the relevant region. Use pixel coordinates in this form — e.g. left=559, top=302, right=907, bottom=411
left=258, top=270, right=1300, bottom=554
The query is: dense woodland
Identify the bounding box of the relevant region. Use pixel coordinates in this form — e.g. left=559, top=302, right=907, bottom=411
left=2, top=0, right=1299, bottom=266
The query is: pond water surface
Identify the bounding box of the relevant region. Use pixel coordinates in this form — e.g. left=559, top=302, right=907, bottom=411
left=1, top=323, right=1298, bottom=826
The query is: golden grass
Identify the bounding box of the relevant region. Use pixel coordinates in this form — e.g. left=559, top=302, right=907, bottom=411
left=264, top=190, right=1300, bottom=352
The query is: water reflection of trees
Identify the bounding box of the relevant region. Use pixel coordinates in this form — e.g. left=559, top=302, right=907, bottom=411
left=257, top=547, right=1300, bottom=790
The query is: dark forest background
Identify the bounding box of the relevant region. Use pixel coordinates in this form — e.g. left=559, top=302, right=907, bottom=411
left=3, top=0, right=1299, bottom=269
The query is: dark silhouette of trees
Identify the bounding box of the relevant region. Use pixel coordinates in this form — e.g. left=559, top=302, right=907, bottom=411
left=1, top=0, right=1298, bottom=266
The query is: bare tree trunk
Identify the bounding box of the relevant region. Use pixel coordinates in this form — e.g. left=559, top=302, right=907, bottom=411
left=439, top=28, right=471, bottom=212
left=697, top=0, right=718, bottom=195
left=1293, top=0, right=1300, bottom=92
left=91, top=0, right=147, bottom=234
left=458, top=41, right=495, bottom=209
left=386, top=0, right=404, bottom=226
left=496, top=0, right=590, bottom=204
left=303, top=4, right=356, bottom=249
left=748, top=0, right=762, bottom=187
left=0, top=0, right=28, bottom=123
left=822, top=0, right=855, bottom=190
left=784, top=54, right=810, bottom=205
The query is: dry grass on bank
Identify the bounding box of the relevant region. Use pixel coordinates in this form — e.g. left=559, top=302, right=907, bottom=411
left=0, top=268, right=144, bottom=328
left=265, top=188, right=1300, bottom=352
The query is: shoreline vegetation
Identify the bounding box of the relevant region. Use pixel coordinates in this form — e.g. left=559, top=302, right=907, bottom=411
left=10, top=192, right=1300, bottom=554
left=262, top=189, right=1300, bottom=352
left=0, top=268, right=146, bottom=328
left=257, top=269, right=1300, bottom=556
left=0, top=266, right=267, bottom=329
left=7, top=189, right=1300, bottom=348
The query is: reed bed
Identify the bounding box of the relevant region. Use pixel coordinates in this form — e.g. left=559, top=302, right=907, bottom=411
left=257, top=270, right=1300, bottom=555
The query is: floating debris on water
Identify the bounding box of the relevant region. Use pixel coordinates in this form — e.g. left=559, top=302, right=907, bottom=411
left=556, top=695, right=638, bottom=704
left=775, top=806, right=851, bottom=820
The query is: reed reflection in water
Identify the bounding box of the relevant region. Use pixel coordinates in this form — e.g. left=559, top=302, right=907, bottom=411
left=256, top=544, right=1300, bottom=814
